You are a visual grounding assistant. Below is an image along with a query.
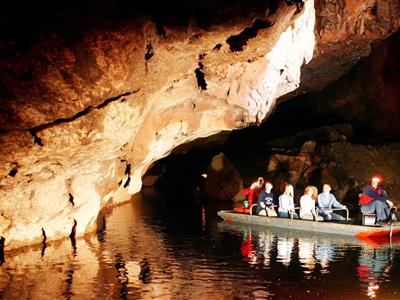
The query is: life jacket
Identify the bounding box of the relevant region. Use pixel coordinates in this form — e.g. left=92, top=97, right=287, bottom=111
left=242, top=187, right=250, bottom=195
left=359, top=194, right=374, bottom=205
left=359, top=186, right=382, bottom=205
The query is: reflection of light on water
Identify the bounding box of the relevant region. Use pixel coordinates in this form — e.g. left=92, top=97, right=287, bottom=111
left=316, top=241, right=334, bottom=274
left=367, top=283, right=379, bottom=298
left=258, top=233, right=274, bottom=268
left=298, top=238, right=316, bottom=274
left=125, top=261, right=141, bottom=285
left=358, top=247, right=393, bottom=299
left=253, top=288, right=274, bottom=299
left=277, top=237, right=294, bottom=267
left=201, top=206, right=206, bottom=231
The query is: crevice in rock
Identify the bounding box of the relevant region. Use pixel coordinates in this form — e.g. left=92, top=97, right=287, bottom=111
left=144, top=40, right=154, bottom=61
left=125, top=163, right=131, bottom=175
left=68, top=193, right=75, bottom=206
left=28, top=90, right=138, bottom=135
left=42, top=227, right=47, bottom=243
left=0, top=236, right=4, bottom=264
left=41, top=228, right=47, bottom=257
left=8, top=163, right=18, bottom=177
left=195, top=62, right=207, bottom=90
left=123, top=176, right=131, bottom=188
left=226, top=18, right=272, bottom=52
left=70, top=219, right=77, bottom=238
left=213, top=43, right=222, bottom=51
left=69, top=219, right=77, bottom=252
left=285, top=0, right=304, bottom=13
left=29, top=129, right=44, bottom=146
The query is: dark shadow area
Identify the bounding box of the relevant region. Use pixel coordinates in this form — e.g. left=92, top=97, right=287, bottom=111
left=0, top=0, right=281, bottom=56
left=194, top=62, right=207, bottom=90
left=0, top=236, right=5, bottom=264
left=226, top=19, right=272, bottom=52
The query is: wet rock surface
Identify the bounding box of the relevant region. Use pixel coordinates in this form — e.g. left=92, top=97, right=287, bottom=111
left=0, top=0, right=399, bottom=249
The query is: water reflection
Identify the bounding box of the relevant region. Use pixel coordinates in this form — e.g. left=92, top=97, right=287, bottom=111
left=358, top=247, right=394, bottom=298
left=298, top=238, right=316, bottom=274
left=315, top=241, right=333, bottom=274
left=276, top=236, right=294, bottom=267
left=1, top=195, right=400, bottom=299
left=223, top=221, right=400, bottom=299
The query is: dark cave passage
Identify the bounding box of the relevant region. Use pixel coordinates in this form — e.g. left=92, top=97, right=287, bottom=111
left=143, top=29, right=400, bottom=213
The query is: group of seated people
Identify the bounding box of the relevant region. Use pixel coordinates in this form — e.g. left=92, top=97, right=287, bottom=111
left=244, top=175, right=396, bottom=224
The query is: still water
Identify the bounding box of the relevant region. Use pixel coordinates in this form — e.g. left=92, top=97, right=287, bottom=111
left=1, top=188, right=400, bottom=299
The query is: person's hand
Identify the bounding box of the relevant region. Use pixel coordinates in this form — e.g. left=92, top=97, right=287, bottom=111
left=341, top=205, right=347, bottom=209
left=387, top=200, right=395, bottom=208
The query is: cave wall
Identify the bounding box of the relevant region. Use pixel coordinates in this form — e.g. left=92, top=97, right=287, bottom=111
left=0, top=0, right=399, bottom=249
left=270, top=29, right=400, bottom=143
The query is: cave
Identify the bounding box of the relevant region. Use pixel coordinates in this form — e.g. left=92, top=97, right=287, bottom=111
left=0, top=0, right=400, bottom=252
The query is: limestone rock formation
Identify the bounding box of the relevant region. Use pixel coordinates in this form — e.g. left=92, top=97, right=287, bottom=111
left=204, top=153, right=244, bottom=202
left=0, top=0, right=399, bottom=249
left=265, top=126, right=400, bottom=211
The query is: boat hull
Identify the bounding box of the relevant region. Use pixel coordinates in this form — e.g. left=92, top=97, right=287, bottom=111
left=218, top=210, right=400, bottom=237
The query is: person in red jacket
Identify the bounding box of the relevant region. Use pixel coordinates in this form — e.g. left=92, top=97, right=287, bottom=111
left=244, top=177, right=264, bottom=208
left=359, top=175, right=396, bottom=225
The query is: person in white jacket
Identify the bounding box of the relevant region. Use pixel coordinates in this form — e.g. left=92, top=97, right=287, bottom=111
left=278, top=184, right=298, bottom=218
left=300, top=186, right=323, bottom=221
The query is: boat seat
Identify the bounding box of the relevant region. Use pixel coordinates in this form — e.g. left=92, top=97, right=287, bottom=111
left=362, top=213, right=376, bottom=226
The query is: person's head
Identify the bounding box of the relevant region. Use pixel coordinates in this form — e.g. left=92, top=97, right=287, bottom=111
left=322, top=184, right=331, bottom=194
left=257, top=177, right=265, bottom=187
left=304, top=186, right=318, bottom=200
left=284, top=184, right=294, bottom=197
left=371, top=175, right=383, bottom=189
left=265, top=181, right=273, bottom=192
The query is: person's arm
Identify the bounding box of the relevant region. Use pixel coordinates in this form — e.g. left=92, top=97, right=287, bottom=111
left=288, top=197, right=295, bottom=211
left=317, top=194, right=322, bottom=208
left=279, top=195, right=283, bottom=210
left=364, top=185, right=388, bottom=202
left=330, top=194, right=345, bottom=208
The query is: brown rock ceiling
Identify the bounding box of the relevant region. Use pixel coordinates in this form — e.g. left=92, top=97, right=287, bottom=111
left=0, top=0, right=399, bottom=249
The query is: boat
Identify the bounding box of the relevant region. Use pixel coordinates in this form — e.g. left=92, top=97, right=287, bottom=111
left=217, top=210, right=400, bottom=240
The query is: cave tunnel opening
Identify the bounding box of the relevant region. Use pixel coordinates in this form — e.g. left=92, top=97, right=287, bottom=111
left=142, top=29, right=400, bottom=216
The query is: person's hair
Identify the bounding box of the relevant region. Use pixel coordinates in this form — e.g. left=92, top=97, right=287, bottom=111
left=323, top=183, right=331, bottom=189
left=304, top=185, right=318, bottom=200
left=284, top=184, right=294, bottom=197
left=264, top=181, right=273, bottom=189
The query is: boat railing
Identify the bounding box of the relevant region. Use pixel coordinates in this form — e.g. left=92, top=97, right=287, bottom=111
left=318, top=207, right=350, bottom=220
left=250, top=204, right=257, bottom=215
left=250, top=205, right=349, bottom=221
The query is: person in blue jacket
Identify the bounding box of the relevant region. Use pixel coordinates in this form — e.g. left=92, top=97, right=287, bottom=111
left=256, top=181, right=276, bottom=216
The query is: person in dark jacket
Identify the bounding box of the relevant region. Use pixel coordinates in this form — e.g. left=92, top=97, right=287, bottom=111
left=359, top=175, right=396, bottom=225
left=256, top=181, right=276, bottom=216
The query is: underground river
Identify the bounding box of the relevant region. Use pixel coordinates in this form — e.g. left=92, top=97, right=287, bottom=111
left=1, top=187, right=400, bottom=299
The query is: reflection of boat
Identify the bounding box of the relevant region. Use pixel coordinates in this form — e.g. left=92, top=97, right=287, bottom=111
left=218, top=210, right=400, bottom=246
left=217, top=220, right=363, bottom=246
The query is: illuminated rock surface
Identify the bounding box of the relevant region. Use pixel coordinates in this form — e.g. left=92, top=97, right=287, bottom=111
left=0, top=0, right=399, bottom=249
